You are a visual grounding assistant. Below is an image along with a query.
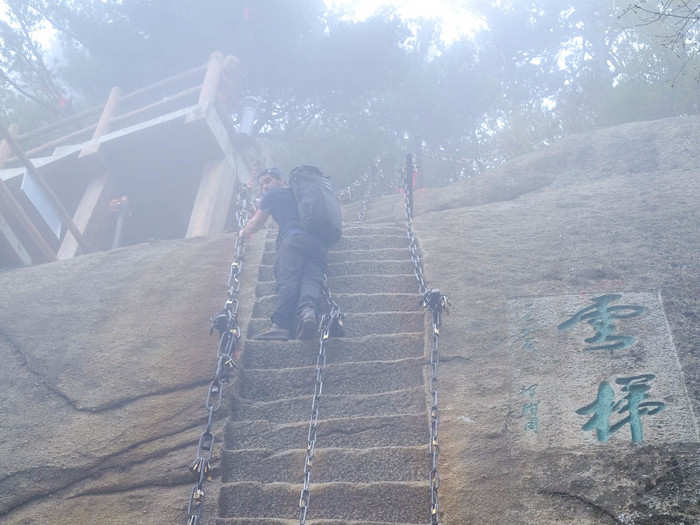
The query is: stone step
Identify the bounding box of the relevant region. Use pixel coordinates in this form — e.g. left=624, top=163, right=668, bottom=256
left=248, top=312, right=424, bottom=340
left=213, top=518, right=418, bottom=525
left=265, top=225, right=405, bottom=239
left=240, top=358, right=424, bottom=402
left=264, top=235, right=407, bottom=253
left=213, top=518, right=423, bottom=525
left=257, top=260, right=414, bottom=281
left=218, top=481, right=430, bottom=522
left=252, top=293, right=422, bottom=318
left=222, top=445, right=429, bottom=483
left=256, top=275, right=418, bottom=296
left=262, top=248, right=409, bottom=265
left=241, top=333, right=424, bottom=369
left=234, top=387, right=425, bottom=423
left=342, top=225, right=405, bottom=236
left=224, top=414, right=428, bottom=450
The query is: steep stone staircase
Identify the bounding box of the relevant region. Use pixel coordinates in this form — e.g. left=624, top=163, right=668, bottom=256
left=215, top=222, right=431, bottom=524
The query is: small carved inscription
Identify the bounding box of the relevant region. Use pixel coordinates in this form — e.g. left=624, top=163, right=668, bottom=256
left=519, top=384, right=539, bottom=433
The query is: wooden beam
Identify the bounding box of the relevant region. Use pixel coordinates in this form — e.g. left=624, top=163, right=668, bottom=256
left=0, top=205, right=33, bottom=265
left=57, top=87, right=123, bottom=258
left=16, top=104, right=101, bottom=142
left=108, top=85, right=199, bottom=129
left=0, top=178, right=56, bottom=262
left=0, top=139, right=11, bottom=167
left=0, top=123, right=54, bottom=262
left=117, top=62, right=206, bottom=106
left=7, top=121, right=97, bottom=162
left=186, top=159, right=236, bottom=238
left=0, top=124, right=19, bottom=167
left=197, top=51, right=225, bottom=111
left=80, top=86, right=122, bottom=157
left=56, top=173, right=109, bottom=259
left=0, top=123, right=90, bottom=253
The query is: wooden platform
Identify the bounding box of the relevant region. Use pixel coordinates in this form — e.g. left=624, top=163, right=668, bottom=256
left=0, top=53, right=262, bottom=269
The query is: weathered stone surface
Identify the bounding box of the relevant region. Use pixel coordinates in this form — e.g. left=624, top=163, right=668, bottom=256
left=222, top=445, right=429, bottom=483
left=234, top=387, right=426, bottom=423
left=255, top=274, right=418, bottom=296
left=0, top=231, right=265, bottom=523
left=257, top=260, right=414, bottom=280
left=218, top=481, right=430, bottom=522
left=4, top=115, right=699, bottom=525
left=241, top=333, right=425, bottom=369
left=240, top=358, right=424, bottom=401
left=408, top=116, right=700, bottom=524
left=224, top=414, right=428, bottom=450
left=252, top=292, right=422, bottom=317
left=248, top=311, right=424, bottom=339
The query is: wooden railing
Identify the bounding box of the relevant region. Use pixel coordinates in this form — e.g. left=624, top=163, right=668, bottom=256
left=0, top=51, right=240, bottom=265
left=1, top=52, right=238, bottom=167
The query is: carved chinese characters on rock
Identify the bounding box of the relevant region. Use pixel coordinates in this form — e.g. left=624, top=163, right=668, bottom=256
left=557, top=294, right=646, bottom=352
left=576, top=374, right=665, bottom=443
left=508, top=293, right=696, bottom=452
left=558, top=294, right=664, bottom=444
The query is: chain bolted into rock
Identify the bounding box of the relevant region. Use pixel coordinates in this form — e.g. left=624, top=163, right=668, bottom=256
left=403, top=153, right=449, bottom=525
left=298, top=286, right=344, bottom=524
left=185, top=187, right=251, bottom=525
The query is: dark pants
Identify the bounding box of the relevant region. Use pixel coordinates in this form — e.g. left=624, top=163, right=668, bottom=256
left=272, top=230, right=328, bottom=332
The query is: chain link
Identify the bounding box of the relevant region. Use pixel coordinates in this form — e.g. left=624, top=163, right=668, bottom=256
left=336, top=171, right=369, bottom=204
left=357, top=160, right=381, bottom=222
left=185, top=186, right=251, bottom=525
left=403, top=154, right=449, bottom=525
left=297, top=161, right=362, bottom=523
left=337, top=157, right=389, bottom=211
left=298, top=284, right=344, bottom=524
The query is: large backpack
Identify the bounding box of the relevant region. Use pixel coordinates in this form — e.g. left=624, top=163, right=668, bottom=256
left=289, top=165, right=343, bottom=246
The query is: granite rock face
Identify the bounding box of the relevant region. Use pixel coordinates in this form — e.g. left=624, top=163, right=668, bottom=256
left=0, top=235, right=256, bottom=524
left=1, top=115, right=698, bottom=524
left=382, top=115, right=699, bottom=524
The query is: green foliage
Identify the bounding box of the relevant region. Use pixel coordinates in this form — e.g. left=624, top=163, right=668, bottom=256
left=1, top=0, right=698, bottom=182
left=0, top=0, right=68, bottom=128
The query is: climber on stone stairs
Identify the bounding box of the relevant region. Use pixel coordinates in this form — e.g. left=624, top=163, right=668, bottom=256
left=239, top=167, right=333, bottom=340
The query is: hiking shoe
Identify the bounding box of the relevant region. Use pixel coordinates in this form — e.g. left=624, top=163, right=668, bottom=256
left=296, top=308, right=318, bottom=340
left=255, top=323, right=289, bottom=340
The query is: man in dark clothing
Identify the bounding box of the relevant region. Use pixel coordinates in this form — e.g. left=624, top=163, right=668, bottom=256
left=240, top=168, right=328, bottom=340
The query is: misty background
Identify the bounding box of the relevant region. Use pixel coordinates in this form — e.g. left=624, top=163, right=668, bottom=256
left=1, top=0, right=698, bottom=187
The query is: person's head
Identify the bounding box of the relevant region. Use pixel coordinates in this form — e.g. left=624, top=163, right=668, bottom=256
left=257, top=167, right=284, bottom=194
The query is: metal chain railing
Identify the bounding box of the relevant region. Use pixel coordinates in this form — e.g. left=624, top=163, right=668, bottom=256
left=337, top=157, right=389, bottom=213
left=357, top=163, right=376, bottom=222
left=298, top=284, right=344, bottom=524
left=185, top=186, right=251, bottom=525
left=298, top=169, right=355, bottom=524
left=403, top=153, right=449, bottom=525
left=336, top=171, right=369, bottom=204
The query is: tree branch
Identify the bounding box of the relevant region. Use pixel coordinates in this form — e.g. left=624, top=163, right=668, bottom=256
left=0, top=67, right=57, bottom=113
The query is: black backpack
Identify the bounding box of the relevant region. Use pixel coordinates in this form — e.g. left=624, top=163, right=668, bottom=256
left=289, top=165, right=343, bottom=246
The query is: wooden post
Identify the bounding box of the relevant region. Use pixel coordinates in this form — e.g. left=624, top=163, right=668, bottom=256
left=0, top=203, right=33, bottom=265
left=197, top=51, right=225, bottom=112
left=0, top=179, right=56, bottom=262
left=0, top=125, right=54, bottom=264
left=80, top=86, right=122, bottom=158
left=56, top=173, right=109, bottom=259
left=58, top=87, right=121, bottom=259
left=186, top=159, right=237, bottom=238
left=0, top=124, right=19, bottom=167
left=217, top=56, right=240, bottom=117
left=0, top=123, right=90, bottom=253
